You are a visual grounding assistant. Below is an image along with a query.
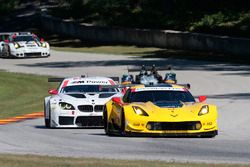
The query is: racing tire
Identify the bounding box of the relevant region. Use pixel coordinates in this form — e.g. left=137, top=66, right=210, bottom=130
left=44, top=102, right=51, bottom=128
left=103, top=107, right=111, bottom=135
left=201, top=131, right=218, bottom=138
left=103, top=107, right=108, bottom=132
left=120, top=111, right=126, bottom=136
left=5, top=46, right=11, bottom=58
left=135, top=75, right=140, bottom=84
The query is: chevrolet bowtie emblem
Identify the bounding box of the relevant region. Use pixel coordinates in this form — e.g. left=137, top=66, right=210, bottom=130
left=170, top=114, right=178, bottom=117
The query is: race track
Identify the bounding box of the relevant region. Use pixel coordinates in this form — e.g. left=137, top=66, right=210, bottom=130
left=1, top=50, right=250, bottom=164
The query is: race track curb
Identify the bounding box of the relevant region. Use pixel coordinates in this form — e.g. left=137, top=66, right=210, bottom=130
left=0, top=112, right=44, bottom=125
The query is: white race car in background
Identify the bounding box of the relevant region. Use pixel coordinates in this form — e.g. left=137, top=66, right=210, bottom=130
left=0, top=32, right=50, bottom=58
left=44, top=76, right=121, bottom=128
left=0, top=32, right=11, bottom=55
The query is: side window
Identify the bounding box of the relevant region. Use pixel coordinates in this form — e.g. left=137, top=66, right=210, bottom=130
left=122, top=89, right=131, bottom=103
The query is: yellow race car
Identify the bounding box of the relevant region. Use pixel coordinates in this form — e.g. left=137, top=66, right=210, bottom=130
left=103, top=84, right=218, bottom=137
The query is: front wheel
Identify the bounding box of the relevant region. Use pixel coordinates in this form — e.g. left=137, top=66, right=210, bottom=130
left=4, top=46, right=11, bottom=57
left=120, top=111, right=126, bottom=135
left=44, top=102, right=51, bottom=128
left=103, top=107, right=111, bottom=135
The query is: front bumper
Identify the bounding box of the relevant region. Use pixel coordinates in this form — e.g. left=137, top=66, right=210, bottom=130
left=122, top=130, right=218, bottom=138
left=56, top=116, right=103, bottom=128
left=51, top=116, right=103, bottom=128
left=123, top=118, right=218, bottom=137
left=50, top=105, right=104, bottom=128
left=10, top=48, right=50, bottom=58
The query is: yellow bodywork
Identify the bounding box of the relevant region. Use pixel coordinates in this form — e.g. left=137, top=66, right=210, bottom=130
left=105, top=98, right=218, bottom=137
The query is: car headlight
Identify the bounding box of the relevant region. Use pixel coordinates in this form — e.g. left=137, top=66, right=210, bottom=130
left=59, top=102, right=75, bottom=110
left=41, top=43, right=47, bottom=48
left=14, top=43, right=20, bottom=49
left=198, top=105, right=209, bottom=116
left=133, top=106, right=148, bottom=116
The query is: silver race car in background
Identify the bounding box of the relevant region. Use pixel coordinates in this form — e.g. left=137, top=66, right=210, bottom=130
left=44, top=76, right=121, bottom=128
left=0, top=32, right=50, bottom=58
left=122, top=65, right=176, bottom=85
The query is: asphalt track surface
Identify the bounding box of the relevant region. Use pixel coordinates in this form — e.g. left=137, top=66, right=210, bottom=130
left=1, top=50, right=250, bottom=164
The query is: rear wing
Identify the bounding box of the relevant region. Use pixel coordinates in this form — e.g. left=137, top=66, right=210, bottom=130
left=177, top=84, right=191, bottom=89
left=48, top=78, right=65, bottom=82
left=108, top=77, right=119, bottom=83
left=0, top=33, right=12, bottom=35
left=101, top=83, right=190, bottom=89
left=100, top=84, right=142, bottom=89
left=127, top=65, right=171, bottom=72
left=0, top=32, right=31, bottom=35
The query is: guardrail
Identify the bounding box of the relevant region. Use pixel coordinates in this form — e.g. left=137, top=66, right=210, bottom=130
left=41, top=14, right=250, bottom=56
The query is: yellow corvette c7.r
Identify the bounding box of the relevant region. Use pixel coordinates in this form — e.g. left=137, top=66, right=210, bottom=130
left=103, top=85, right=218, bottom=137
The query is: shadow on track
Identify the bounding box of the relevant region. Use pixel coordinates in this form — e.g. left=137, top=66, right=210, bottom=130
left=34, top=125, right=103, bottom=129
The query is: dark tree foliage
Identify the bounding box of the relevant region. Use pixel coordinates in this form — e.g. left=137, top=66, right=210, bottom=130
left=0, top=0, right=19, bottom=17
left=0, top=0, right=248, bottom=36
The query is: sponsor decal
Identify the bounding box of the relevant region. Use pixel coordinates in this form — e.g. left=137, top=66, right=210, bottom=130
left=70, top=80, right=109, bottom=85
left=72, top=81, right=85, bottom=84
left=134, top=87, right=185, bottom=92
left=86, top=80, right=108, bottom=84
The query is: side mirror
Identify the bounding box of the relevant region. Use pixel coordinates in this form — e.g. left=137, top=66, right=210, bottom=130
left=48, top=89, right=58, bottom=95
left=112, top=97, right=122, bottom=104
left=198, top=96, right=207, bottom=102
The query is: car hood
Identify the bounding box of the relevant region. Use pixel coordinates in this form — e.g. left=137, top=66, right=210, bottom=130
left=55, top=93, right=117, bottom=105
left=129, top=101, right=210, bottom=120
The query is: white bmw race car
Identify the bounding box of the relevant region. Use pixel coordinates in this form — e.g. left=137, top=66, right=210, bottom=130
left=44, top=76, right=121, bottom=128
left=0, top=32, right=50, bottom=58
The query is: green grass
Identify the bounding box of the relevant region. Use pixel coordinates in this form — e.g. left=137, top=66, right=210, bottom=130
left=0, top=154, right=249, bottom=167
left=52, top=45, right=162, bottom=56
left=0, top=71, right=57, bottom=119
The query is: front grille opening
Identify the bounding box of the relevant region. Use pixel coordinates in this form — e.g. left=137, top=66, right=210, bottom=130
left=147, top=121, right=201, bottom=131
left=94, top=105, right=104, bottom=112
left=59, top=116, right=74, bottom=125
left=75, top=116, right=103, bottom=127
left=25, top=53, right=42, bottom=56
left=78, top=105, right=93, bottom=112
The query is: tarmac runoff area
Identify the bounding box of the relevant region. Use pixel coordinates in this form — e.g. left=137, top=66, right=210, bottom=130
left=0, top=50, right=250, bottom=164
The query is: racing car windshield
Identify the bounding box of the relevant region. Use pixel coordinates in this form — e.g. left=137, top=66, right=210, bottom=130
left=129, top=90, right=195, bottom=103
left=12, top=36, right=39, bottom=42
left=61, top=85, right=117, bottom=93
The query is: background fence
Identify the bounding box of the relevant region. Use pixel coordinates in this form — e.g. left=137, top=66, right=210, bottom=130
left=41, top=14, right=250, bottom=56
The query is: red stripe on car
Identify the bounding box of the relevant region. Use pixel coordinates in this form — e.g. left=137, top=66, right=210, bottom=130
left=108, top=80, right=116, bottom=85
left=62, top=80, right=69, bottom=88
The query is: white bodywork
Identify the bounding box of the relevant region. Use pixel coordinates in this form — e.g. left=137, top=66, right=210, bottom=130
left=0, top=32, right=50, bottom=58
left=44, top=76, right=120, bottom=128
